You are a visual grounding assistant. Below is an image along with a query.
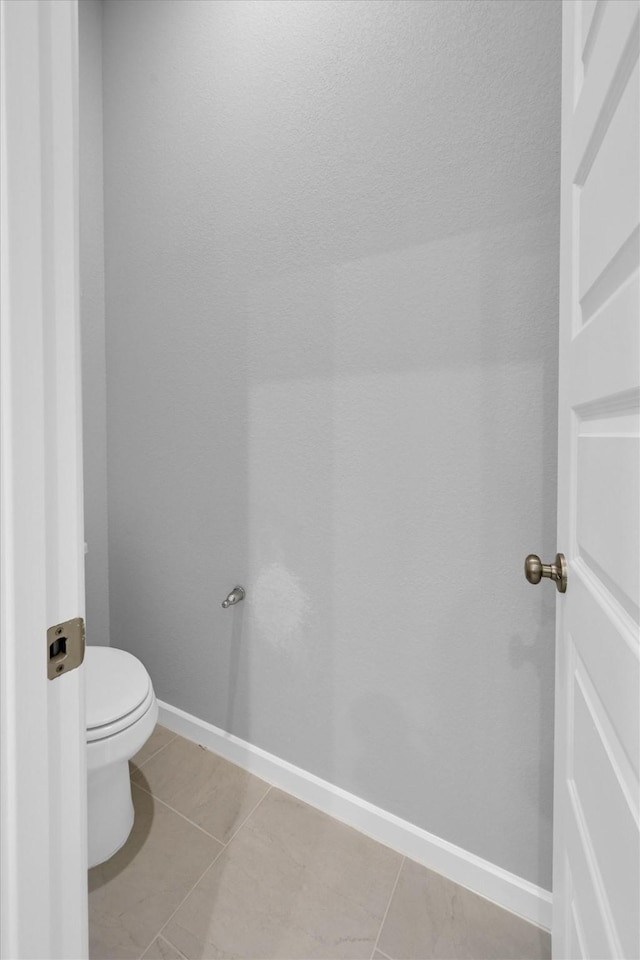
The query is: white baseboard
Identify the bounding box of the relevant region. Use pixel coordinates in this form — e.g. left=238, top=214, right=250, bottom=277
left=157, top=699, right=552, bottom=931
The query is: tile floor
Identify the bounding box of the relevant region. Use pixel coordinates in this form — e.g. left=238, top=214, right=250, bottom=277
left=88, top=725, right=552, bottom=960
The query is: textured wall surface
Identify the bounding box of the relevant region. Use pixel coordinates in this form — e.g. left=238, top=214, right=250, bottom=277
left=79, top=0, right=110, bottom=646
left=103, top=0, right=560, bottom=887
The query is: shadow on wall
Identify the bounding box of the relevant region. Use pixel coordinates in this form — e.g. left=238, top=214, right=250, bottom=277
left=102, top=0, right=561, bottom=891
left=509, top=602, right=557, bottom=890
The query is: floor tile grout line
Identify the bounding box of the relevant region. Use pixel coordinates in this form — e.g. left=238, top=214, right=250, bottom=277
left=163, top=933, right=189, bottom=960
left=127, top=738, right=409, bottom=960
left=137, top=931, right=189, bottom=960
left=157, top=933, right=189, bottom=960
left=132, top=774, right=403, bottom=960
left=370, top=855, right=405, bottom=960
left=133, top=731, right=178, bottom=770
left=134, top=786, right=272, bottom=959
left=137, top=839, right=228, bottom=960
left=150, top=839, right=229, bottom=958
left=130, top=779, right=227, bottom=845
left=221, top=783, right=273, bottom=846
left=130, top=773, right=272, bottom=849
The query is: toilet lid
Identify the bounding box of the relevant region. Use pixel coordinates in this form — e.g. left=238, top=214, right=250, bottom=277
left=85, top=647, right=152, bottom=731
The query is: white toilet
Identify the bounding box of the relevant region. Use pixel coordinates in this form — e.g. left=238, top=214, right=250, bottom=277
left=85, top=646, right=158, bottom=868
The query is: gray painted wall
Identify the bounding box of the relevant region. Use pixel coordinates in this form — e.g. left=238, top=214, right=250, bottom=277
left=79, top=0, right=110, bottom=647
left=102, top=0, right=560, bottom=888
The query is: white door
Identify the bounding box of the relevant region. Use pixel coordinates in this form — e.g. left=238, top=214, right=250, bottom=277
left=552, top=1, right=640, bottom=958
left=0, top=1, right=88, bottom=958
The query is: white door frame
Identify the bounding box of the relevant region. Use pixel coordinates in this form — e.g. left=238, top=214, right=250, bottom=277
left=0, top=1, right=88, bottom=957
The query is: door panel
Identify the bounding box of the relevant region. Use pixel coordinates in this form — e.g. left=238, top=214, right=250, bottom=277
left=579, top=61, right=639, bottom=296
left=576, top=436, right=639, bottom=609
left=571, top=277, right=639, bottom=401
left=554, top=2, right=640, bottom=958
left=571, top=667, right=639, bottom=953
left=581, top=0, right=604, bottom=61
left=570, top=571, right=640, bottom=776
left=564, top=793, right=617, bottom=960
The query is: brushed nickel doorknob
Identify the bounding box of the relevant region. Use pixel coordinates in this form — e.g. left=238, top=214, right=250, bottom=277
left=524, top=553, right=567, bottom=593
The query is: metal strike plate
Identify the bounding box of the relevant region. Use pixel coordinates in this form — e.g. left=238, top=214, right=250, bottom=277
left=47, top=617, right=85, bottom=680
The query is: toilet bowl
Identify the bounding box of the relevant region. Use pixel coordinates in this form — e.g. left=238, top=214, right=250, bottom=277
left=85, top=646, right=158, bottom=868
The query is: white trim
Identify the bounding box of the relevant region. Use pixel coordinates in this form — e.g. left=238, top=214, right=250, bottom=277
left=158, top=700, right=552, bottom=931
left=0, top=2, right=87, bottom=957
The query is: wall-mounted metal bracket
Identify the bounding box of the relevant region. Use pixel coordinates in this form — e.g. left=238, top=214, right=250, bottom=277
left=222, top=586, right=245, bottom=608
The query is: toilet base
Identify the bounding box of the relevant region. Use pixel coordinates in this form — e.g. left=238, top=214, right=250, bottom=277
left=88, top=760, right=135, bottom=868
